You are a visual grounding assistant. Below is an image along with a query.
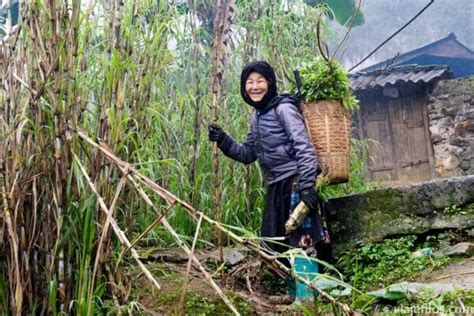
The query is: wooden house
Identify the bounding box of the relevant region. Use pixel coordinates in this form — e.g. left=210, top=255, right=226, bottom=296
left=350, top=33, right=474, bottom=184
left=350, top=65, right=454, bottom=184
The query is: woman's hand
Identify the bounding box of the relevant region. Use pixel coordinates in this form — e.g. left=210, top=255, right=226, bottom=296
left=208, top=124, right=226, bottom=143
left=300, top=187, right=318, bottom=210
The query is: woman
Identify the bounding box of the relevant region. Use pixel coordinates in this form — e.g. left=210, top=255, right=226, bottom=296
left=208, top=61, right=325, bottom=256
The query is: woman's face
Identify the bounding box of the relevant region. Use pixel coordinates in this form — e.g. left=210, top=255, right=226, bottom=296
left=245, top=72, right=268, bottom=102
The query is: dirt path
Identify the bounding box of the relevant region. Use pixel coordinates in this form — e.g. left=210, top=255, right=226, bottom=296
left=130, top=248, right=474, bottom=314
left=420, top=257, right=474, bottom=290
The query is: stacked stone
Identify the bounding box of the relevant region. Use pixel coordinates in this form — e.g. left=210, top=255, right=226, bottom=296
left=427, top=77, right=474, bottom=177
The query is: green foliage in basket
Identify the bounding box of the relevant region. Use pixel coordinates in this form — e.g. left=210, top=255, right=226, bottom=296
left=293, top=57, right=359, bottom=111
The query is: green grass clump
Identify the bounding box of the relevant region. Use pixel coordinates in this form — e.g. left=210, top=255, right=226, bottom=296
left=381, top=289, right=474, bottom=315
left=337, top=236, right=449, bottom=291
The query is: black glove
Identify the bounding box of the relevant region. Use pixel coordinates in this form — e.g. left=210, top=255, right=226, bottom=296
left=208, top=124, right=226, bottom=143
left=300, top=187, right=318, bottom=210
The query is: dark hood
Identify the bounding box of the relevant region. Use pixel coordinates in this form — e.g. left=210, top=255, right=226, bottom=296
left=240, top=61, right=278, bottom=109
left=258, top=93, right=300, bottom=115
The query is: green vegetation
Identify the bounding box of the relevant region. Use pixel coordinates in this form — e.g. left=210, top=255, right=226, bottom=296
left=337, top=235, right=449, bottom=291
left=295, top=57, right=359, bottom=111
left=392, top=289, right=474, bottom=314
left=304, top=0, right=365, bottom=27
left=443, top=204, right=462, bottom=215
left=318, top=138, right=377, bottom=200
left=309, top=288, right=474, bottom=316
left=154, top=292, right=250, bottom=315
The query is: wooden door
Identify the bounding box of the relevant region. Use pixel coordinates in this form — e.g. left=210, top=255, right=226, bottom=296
left=361, top=93, right=433, bottom=184
left=388, top=95, right=432, bottom=183
left=362, top=100, right=397, bottom=181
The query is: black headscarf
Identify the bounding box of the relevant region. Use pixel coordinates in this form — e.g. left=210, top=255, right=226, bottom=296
left=240, top=61, right=278, bottom=109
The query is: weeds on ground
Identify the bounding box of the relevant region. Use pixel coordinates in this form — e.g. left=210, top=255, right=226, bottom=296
left=152, top=291, right=249, bottom=315
left=259, top=267, right=288, bottom=296
left=372, top=289, right=474, bottom=315
left=337, top=235, right=449, bottom=291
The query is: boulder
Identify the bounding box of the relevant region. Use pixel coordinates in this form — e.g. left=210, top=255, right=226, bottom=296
left=210, top=247, right=246, bottom=266
left=434, top=242, right=474, bottom=258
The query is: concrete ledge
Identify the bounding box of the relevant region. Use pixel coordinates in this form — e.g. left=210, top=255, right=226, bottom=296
left=327, top=175, right=474, bottom=253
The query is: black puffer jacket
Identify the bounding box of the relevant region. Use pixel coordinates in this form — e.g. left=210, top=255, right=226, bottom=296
left=218, top=95, right=320, bottom=190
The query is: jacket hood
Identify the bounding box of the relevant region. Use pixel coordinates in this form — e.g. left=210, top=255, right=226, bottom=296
left=240, top=61, right=278, bottom=109
left=258, top=93, right=300, bottom=114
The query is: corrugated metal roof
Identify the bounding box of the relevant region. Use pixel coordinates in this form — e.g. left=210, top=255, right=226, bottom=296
left=359, top=33, right=474, bottom=73
left=350, top=65, right=453, bottom=91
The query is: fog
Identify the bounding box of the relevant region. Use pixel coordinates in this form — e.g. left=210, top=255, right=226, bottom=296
left=327, top=0, right=474, bottom=71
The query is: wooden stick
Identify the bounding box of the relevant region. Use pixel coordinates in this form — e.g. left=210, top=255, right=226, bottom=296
left=72, top=153, right=161, bottom=291
left=433, top=272, right=474, bottom=281
left=331, top=0, right=363, bottom=61
left=209, top=0, right=231, bottom=263
left=316, top=10, right=330, bottom=65
left=88, top=175, right=127, bottom=316
left=178, top=213, right=203, bottom=315
left=122, top=201, right=177, bottom=256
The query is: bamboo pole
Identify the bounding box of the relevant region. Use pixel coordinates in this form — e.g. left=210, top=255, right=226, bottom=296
left=0, top=171, right=22, bottom=315
left=189, top=0, right=202, bottom=204
left=87, top=175, right=127, bottom=316
left=178, top=213, right=203, bottom=315
left=209, top=0, right=231, bottom=263
left=241, top=4, right=257, bottom=227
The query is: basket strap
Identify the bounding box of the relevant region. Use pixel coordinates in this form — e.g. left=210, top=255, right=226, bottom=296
left=273, top=106, right=283, bottom=128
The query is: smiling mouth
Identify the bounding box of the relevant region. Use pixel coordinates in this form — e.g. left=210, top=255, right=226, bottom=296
left=249, top=93, right=264, bottom=100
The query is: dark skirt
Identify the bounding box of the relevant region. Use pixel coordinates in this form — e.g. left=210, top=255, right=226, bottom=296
left=261, top=175, right=325, bottom=254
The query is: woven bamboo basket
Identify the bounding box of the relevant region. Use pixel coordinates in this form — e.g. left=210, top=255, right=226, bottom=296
left=300, top=100, right=351, bottom=184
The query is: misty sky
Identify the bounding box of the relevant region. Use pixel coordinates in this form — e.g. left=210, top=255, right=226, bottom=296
left=329, top=0, right=474, bottom=71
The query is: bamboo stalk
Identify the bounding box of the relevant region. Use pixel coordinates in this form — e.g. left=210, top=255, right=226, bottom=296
left=87, top=175, right=127, bottom=316
left=122, top=201, right=177, bottom=256
left=1, top=2, right=181, bottom=313
left=178, top=213, right=203, bottom=316
left=72, top=153, right=161, bottom=291
left=189, top=0, right=202, bottom=204
left=0, top=170, right=22, bottom=315
left=210, top=0, right=232, bottom=263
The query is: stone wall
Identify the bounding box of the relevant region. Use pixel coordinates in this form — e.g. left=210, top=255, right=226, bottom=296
left=428, top=77, right=474, bottom=177
left=327, top=175, right=474, bottom=254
